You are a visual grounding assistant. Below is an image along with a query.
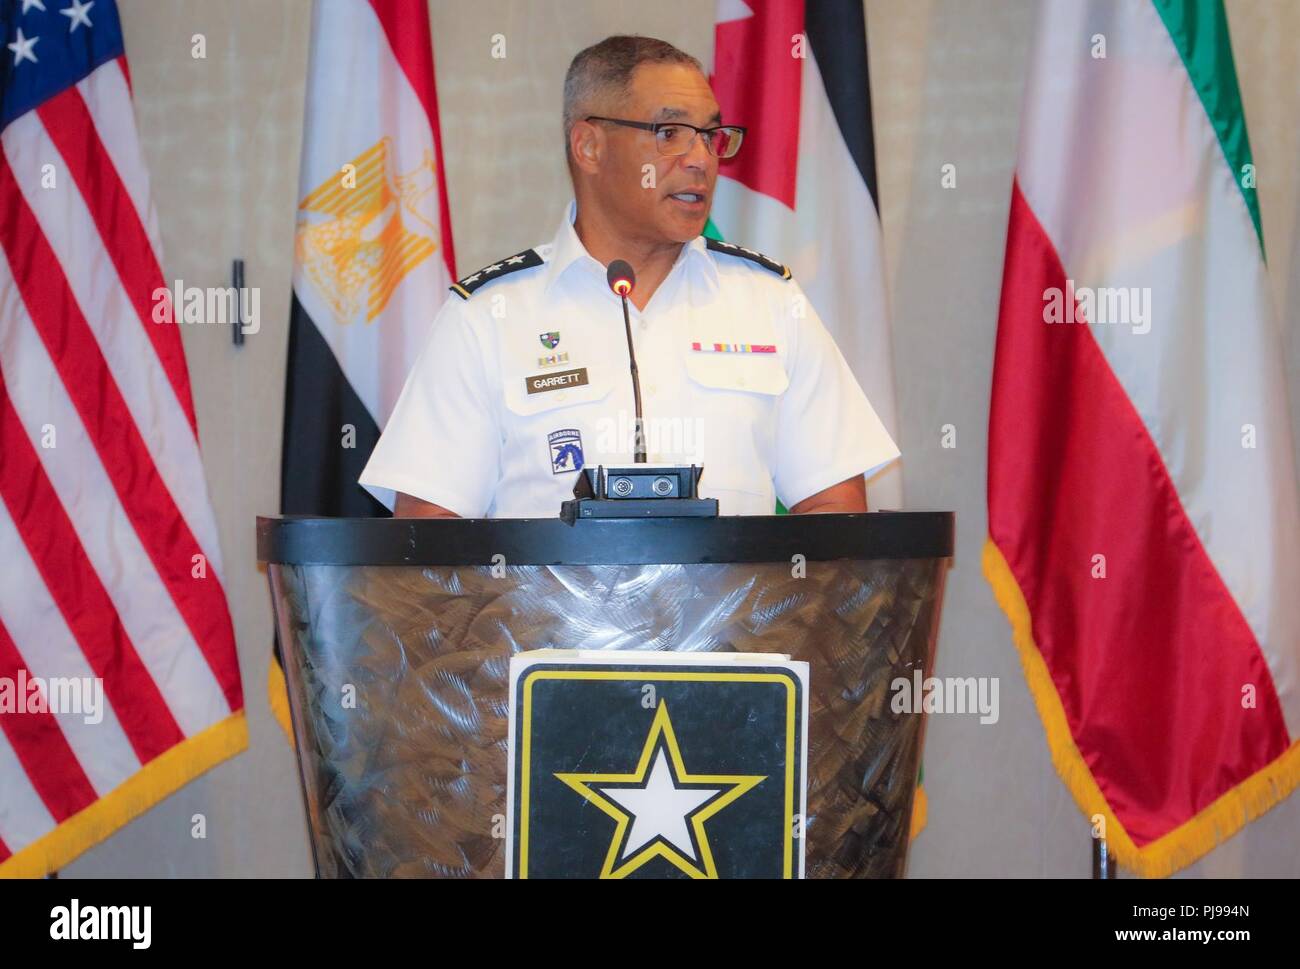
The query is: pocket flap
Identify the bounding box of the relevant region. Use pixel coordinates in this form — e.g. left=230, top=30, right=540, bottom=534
left=684, top=351, right=789, bottom=396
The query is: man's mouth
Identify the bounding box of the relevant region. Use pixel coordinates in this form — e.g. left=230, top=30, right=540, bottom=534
left=667, top=191, right=708, bottom=206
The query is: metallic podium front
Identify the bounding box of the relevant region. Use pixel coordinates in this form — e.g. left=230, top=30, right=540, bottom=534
left=258, top=513, right=954, bottom=878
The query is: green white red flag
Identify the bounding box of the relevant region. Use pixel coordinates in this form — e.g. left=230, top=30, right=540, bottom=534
left=986, top=0, right=1300, bottom=876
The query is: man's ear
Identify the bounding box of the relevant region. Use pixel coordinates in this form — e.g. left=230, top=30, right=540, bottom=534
left=569, top=120, right=602, bottom=175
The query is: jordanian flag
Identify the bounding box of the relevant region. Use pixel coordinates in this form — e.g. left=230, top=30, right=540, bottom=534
left=273, top=0, right=456, bottom=736
left=986, top=0, right=1300, bottom=876
left=708, top=0, right=922, bottom=838
left=707, top=0, right=901, bottom=512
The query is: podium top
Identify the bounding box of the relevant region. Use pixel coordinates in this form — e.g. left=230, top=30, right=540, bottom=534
left=256, top=512, right=954, bottom=566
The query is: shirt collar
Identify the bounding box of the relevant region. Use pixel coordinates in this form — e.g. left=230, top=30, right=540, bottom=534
left=542, top=200, right=719, bottom=296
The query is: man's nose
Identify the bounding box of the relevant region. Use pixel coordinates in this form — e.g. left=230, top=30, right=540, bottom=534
left=680, top=131, right=713, bottom=172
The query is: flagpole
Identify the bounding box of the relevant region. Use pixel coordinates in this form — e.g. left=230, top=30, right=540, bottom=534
left=1092, top=837, right=1116, bottom=879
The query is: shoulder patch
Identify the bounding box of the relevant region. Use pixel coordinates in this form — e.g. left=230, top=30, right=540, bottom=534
left=705, top=237, right=792, bottom=280
left=450, top=248, right=544, bottom=299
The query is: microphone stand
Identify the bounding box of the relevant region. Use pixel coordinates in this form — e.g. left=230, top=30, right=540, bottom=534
left=618, top=292, right=647, bottom=463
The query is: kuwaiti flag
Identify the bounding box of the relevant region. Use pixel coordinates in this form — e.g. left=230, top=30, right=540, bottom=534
left=273, top=0, right=455, bottom=736
left=986, top=0, right=1300, bottom=876
left=707, top=0, right=901, bottom=512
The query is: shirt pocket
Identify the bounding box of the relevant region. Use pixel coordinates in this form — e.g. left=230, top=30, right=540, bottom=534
left=682, top=351, right=789, bottom=397
left=682, top=307, right=789, bottom=398
left=501, top=361, right=615, bottom=418
left=682, top=349, right=788, bottom=511
left=498, top=360, right=616, bottom=483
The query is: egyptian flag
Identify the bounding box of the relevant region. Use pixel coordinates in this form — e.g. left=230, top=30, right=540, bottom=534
left=986, top=0, right=1300, bottom=876
left=707, top=0, right=901, bottom=512
left=273, top=0, right=456, bottom=737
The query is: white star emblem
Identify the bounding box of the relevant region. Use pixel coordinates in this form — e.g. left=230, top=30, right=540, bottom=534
left=21, top=0, right=47, bottom=14
left=7, top=28, right=39, bottom=67
left=484, top=263, right=503, bottom=273
left=554, top=702, right=766, bottom=878
left=60, top=0, right=95, bottom=31
left=461, top=273, right=481, bottom=284
left=505, top=254, right=526, bottom=265
left=599, top=749, right=719, bottom=861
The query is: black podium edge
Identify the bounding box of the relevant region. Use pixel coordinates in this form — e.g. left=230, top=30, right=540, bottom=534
left=256, top=512, right=955, bottom=566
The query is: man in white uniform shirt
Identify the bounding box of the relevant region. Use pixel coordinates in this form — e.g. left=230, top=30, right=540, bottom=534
left=360, top=35, right=898, bottom=518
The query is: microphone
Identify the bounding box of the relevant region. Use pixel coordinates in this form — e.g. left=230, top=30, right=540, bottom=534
left=607, top=260, right=634, bottom=298
left=606, top=260, right=646, bottom=463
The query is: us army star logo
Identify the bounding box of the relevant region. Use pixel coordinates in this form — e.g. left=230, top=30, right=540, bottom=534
left=554, top=703, right=765, bottom=879
left=506, top=656, right=809, bottom=878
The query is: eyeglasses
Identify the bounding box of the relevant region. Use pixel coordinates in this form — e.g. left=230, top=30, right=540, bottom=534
left=585, top=116, right=746, bottom=159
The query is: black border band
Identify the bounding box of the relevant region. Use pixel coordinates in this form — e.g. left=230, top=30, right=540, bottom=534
left=256, top=512, right=955, bottom=566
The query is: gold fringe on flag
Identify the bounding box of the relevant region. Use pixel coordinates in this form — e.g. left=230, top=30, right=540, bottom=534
left=0, top=711, right=248, bottom=879
left=268, top=658, right=295, bottom=748
left=909, top=784, right=928, bottom=841
left=982, top=537, right=1300, bottom=877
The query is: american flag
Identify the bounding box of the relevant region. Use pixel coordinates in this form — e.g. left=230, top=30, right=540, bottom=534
left=0, top=0, right=244, bottom=876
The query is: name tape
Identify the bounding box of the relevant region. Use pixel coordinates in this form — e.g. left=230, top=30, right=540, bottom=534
left=527, top=367, right=589, bottom=394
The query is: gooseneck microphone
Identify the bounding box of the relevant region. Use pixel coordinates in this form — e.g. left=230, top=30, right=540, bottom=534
left=606, top=259, right=647, bottom=463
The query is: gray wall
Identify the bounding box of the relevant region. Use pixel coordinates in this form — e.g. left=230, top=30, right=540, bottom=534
left=64, top=0, right=1300, bottom=877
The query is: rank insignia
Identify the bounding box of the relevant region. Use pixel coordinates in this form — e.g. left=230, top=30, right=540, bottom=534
left=548, top=428, right=585, bottom=474
left=539, top=331, right=561, bottom=349
left=449, top=248, right=543, bottom=299
left=506, top=651, right=809, bottom=879
left=704, top=237, right=792, bottom=279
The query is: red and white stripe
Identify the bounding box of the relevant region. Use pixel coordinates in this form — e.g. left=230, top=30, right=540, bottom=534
left=0, top=54, right=242, bottom=871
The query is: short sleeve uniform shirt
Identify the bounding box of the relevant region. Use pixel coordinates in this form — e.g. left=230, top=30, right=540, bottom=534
left=360, top=202, right=899, bottom=518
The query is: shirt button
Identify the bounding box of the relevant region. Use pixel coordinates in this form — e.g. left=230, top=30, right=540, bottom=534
left=639, top=319, right=648, bottom=331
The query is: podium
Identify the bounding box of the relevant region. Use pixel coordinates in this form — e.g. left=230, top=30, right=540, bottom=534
left=258, top=512, right=954, bottom=878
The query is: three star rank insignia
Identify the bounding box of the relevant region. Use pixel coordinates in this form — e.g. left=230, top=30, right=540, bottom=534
left=449, top=248, right=543, bottom=299
left=506, top=651, right=809, bottom=879
left=704, top=237, right=792, bottom=279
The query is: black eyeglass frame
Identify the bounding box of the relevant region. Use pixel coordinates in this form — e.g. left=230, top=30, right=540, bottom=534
left=584, top=116, right=747, bottom=158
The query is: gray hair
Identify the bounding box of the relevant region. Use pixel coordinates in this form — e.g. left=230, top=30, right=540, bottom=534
left=562, top=35, right=703, bottom=154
